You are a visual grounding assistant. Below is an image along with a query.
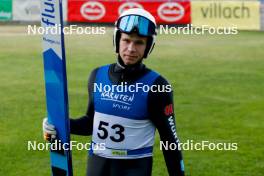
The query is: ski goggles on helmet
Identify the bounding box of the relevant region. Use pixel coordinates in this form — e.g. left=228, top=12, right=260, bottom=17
left=117, top=15, right=156, bottom=37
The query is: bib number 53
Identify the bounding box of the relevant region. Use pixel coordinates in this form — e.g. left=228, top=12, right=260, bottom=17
left=97, top=121, right=125, bottom=142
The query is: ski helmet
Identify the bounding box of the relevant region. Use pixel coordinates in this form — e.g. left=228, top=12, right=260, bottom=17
left=113, top=8, right=157, bottom=58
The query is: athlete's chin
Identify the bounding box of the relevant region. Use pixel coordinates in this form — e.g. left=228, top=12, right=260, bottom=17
left=123, top=57, right=139, bottom=65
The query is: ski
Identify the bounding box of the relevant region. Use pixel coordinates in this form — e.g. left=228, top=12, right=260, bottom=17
left=40, top=0, right=73, bottom=175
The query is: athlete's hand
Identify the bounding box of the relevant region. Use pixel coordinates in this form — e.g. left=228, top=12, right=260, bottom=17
left=42, top=117, right=57, bottom=141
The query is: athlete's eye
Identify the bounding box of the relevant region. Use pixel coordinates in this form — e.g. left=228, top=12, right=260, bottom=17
left=135, top=40, right=145, bottom=45
left=121, top=38, right=130, bottom=43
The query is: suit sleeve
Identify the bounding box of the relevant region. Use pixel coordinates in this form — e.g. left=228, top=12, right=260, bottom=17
left=148, top=76, right=185, bottom=176
left=70, top=68, right=98, bottom=136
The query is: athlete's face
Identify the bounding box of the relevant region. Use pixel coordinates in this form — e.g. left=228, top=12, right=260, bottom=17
left=119, top=33, right=147, bottom=65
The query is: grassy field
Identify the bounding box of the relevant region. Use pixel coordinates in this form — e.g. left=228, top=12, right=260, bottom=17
left=0, top=25, right=263, bottom=176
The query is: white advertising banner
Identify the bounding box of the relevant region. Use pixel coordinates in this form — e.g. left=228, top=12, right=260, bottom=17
left=63, top=0, right=67, bottom=21
left=13, top=0, right=41, bottom=21
left=13, top=0, right=67, bottom=21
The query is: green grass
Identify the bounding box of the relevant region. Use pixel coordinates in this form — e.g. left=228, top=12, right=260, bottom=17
left=0, top=26, right=264, bottom=176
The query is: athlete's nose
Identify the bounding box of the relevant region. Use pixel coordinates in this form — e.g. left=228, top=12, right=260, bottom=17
left=127, top=42, right=136, bottom=52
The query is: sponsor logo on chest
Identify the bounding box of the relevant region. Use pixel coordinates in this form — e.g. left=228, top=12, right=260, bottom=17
left=100, top=91, right=135, bottom=110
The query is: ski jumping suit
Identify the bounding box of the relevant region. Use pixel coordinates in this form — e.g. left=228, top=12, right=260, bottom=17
left=70, top=61, right=185, bottom=176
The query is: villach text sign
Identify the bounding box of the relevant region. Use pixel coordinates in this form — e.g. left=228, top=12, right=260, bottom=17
left=0, top=0, right=12, bottom=21
left=191, top=1, right=260, bottom=30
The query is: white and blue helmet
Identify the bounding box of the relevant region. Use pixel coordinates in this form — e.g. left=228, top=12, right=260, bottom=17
left=113, top=8, right=157, bottom=58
